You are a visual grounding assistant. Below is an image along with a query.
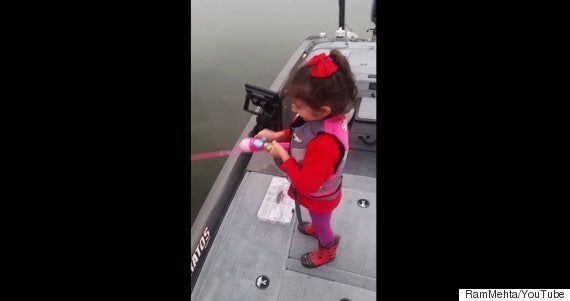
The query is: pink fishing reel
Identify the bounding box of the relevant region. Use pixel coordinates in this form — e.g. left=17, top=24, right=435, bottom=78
left=239, top=137, right=290, bottom=152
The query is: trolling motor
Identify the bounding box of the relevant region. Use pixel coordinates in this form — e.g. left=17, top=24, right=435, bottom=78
left=243, top=83, right=283, bottom=136
left=335, top=0, right=362, bottom=40
left=367, top=0, right=377, bottom=41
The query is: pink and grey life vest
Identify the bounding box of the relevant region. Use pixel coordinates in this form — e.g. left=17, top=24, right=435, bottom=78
left=289, top=114, right=349, bottom=201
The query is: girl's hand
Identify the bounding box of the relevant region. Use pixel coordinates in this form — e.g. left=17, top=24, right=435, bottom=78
left=255, top=129, right=285, bottom=142
left=267, top=140, right=290, bottom=162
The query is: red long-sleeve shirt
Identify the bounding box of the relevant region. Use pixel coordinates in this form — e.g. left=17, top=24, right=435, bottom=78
left=280, top=128, right=343, bottom=213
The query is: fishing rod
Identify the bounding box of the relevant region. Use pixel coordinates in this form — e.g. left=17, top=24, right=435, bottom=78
left=190, top=137, right=290, bottom=161
left=190, top=136, right=367, bottom=161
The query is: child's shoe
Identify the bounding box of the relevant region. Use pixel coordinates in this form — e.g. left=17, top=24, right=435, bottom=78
left=297, top=222, right=318, bottom=239
left=301, top=236, right=340, bottom=268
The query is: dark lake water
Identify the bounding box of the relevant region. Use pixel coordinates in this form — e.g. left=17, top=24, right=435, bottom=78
left=191, top=0, right=375, bottom=225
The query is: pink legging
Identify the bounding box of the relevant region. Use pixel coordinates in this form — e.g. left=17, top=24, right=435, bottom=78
left=309, top=210, right=335, bottom=246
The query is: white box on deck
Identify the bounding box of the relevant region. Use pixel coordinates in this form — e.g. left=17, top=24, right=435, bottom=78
left=257, top=177, right=295, bottom=225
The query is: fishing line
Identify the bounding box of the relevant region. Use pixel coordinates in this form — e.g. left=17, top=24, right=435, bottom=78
left=190, top=149, right=243, bottom=161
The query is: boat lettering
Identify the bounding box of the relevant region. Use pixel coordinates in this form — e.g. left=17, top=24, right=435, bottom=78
left=190, top=227, right=211, bottom=274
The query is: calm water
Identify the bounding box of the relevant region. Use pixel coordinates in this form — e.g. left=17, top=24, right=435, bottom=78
left=191, top=0, right=375, bottom=225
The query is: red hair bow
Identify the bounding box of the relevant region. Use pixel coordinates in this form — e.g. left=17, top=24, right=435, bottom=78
left=307, top=53, right=338, bottom=78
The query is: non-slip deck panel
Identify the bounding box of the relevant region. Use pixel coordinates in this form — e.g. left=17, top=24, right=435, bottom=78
left=277, top=270, right=375, bottom=301
left=192, top=173, right=377, bottom=300
left=191, top=172, right=295, bottom=301
left=287, top=178, right=377, bottom=291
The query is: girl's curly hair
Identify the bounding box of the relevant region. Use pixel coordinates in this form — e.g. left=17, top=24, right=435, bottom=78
left=284, top=49, right=358, bottom=116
